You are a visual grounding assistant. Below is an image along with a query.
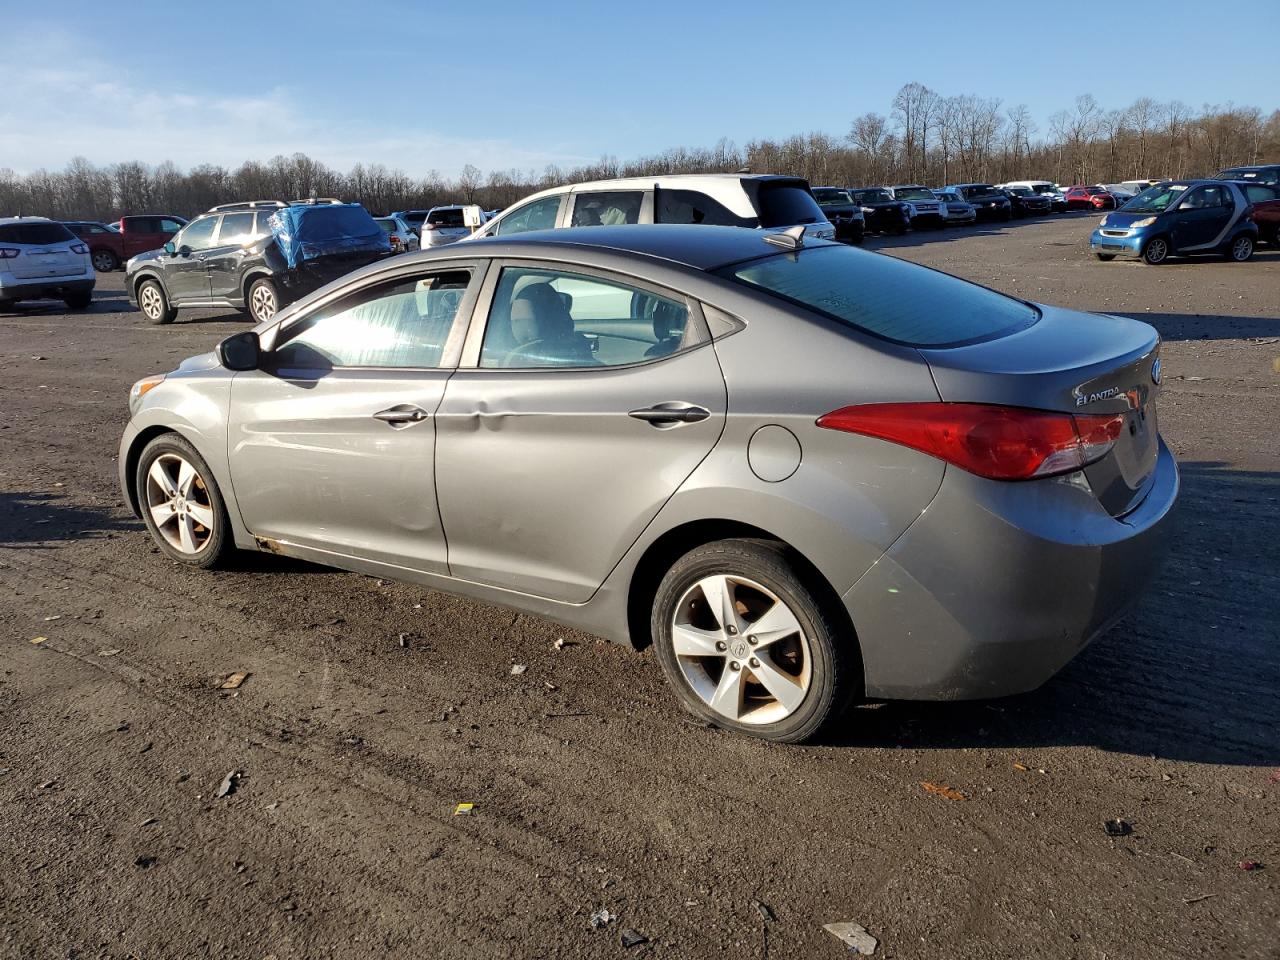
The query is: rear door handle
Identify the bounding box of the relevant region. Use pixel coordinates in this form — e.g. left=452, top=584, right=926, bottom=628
left=628, top=402, right=711, bottom=427
left=373, top=404, right=430, bottom=427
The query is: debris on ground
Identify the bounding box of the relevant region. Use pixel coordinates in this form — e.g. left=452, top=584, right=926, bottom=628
left=140, top=817, right=157, bottom=827
left=38, top=780, right=56, bottom=790
left=1104, top=818, right=1133, bottom=837
left=752, top=898, right=776, bottom=922
left=452, top=802, right=474, bottom=816
left=29, top=637, right=47, bottom=645
left=1182, top=893, right=1215, bottom=905
left=139, top=742, right=153, bottom=754
left=1238, top=860, right=1263, bottom=871
left=97, top=649, right=121, bottom=657
left=42, top=615, right=62, bottom=622
left=398, top=633, right=411, bottom=649
left=921, top=781, right=966, bottom=801
left=134, top=855, right=157, bottom=869
left=823, top=920, right=878, bottom=954
left=215, top=770, right=241, bottom=798
left=589, top=907, right=615, bottom=929
left=218, top=672, right=249, bottom=690
left=619, top=928, right=647, bottom=948
left=510, top=664, right=527, bottom=675
left=1268, top=769, right=1280, bottom=785
left=1013, top=762, right=1029, bottom=771
left=554, top=637, right=575, bottom=650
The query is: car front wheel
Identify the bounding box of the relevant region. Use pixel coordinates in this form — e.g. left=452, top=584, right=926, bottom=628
left=136, top=433, right=233, bottom=568
left=1142, top=237, right=1170, bottom=265
left=138, top=279, right=175, bottom=324
left=651, top=538, right=856, bottom=743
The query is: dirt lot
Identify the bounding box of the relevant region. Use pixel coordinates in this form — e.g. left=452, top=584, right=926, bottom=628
left=2, top=214, right=1277, bottom=959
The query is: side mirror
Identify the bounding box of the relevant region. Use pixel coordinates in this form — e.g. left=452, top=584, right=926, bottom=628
left=217, top=331, right=261, bottom=371
left=163, top=241, right=176, bottom=256
left=178, top=245, right=193, bottom=257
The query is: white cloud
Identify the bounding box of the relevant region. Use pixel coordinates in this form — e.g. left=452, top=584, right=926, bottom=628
left=0, top=32, right=590, bottom=179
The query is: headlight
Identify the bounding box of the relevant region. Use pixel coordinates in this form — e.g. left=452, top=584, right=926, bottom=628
left=130, top=374, right=166, bottom=405
left=1098, top=217, right=1108, bottom=227
left=1131, top=217, right=1156, bottom=228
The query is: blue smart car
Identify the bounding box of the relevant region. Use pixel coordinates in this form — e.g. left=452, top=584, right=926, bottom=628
left=1090, top=180, right=1258, bottom=264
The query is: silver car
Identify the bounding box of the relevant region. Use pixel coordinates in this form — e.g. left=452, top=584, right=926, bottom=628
left=933, top=190, right=977, bottom=224
left=119, top=225, right=1178, bottom=743
left=374, top=215, right=421, bottom=254
left=420, top=205, right=475, bottom=247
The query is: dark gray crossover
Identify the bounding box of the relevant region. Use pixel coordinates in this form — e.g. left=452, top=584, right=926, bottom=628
left=119, top=225, right=1178, bottom=742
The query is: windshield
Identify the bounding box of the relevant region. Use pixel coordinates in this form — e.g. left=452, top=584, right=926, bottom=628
left=894, top=187, right=934, bottom=201
left=1120, top=183, right=1187, bottom=214
left=855, top=189, right=894, bottom=204
left=812, top=188, right=851, bottom=205
left=718, top=245, right=1037, bottom=348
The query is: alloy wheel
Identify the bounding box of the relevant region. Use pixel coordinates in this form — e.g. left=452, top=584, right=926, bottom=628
left=250, top=283, right=277, bottom=322
left=139, top=284, right=164, bottom=320
left=92, top=250, right=115, bottom=272
left=1231, top=236, right=1253, bottom=261
left=671, top=574, right=811, bottom=725
left=1144, top=238, right=1168, bottom=264
left=144, top=453, right=216, bottom=555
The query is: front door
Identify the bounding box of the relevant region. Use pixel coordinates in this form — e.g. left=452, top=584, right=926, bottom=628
left=435, top=262, right=726, bottom=603
left=205, top=211, right=258, bottom=299
left=227, top=265, right=481, bottom=573
left=164, top=216, right=217, bottom=301
left=1171, top=184, right=1234, bottom=250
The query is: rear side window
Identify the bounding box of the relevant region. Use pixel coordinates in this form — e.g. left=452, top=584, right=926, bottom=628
left=719, top=245, right=1037, bottom=348
left=0, top=221, right=76, bottom=244
left=124, top=217, right=157, bottom=233
left=570, top=191, right=642, bottom=227
left=1244, top=185, right=1277, bottom=203
left=656, top=189, right=753, bottom=227
left=755, top=183, right=824, bottom=227
left=159, top=218, right=185, bottom=233
left=217, top=212, right=256, bottom=245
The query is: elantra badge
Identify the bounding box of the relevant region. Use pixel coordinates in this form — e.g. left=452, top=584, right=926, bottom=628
left=1151, top=358, right=1162, bottom=385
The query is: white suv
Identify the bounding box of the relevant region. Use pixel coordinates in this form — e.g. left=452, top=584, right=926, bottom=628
left=0, top=217, right=95, bottom=310
left=469, top=174, right=835, bottom=241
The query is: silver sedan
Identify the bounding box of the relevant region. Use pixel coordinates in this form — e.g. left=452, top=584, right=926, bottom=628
left=119, top=225, right=1178, bottom=742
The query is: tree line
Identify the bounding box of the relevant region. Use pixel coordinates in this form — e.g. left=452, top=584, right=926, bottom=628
left=3, top=84, right=1276, bottom=222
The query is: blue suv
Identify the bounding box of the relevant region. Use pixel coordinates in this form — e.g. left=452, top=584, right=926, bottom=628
left=1090, top=180, right=1258, bottom=265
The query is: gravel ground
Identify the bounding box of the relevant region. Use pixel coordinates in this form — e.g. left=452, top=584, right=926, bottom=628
left=1, top=213, right=1277, bottom=959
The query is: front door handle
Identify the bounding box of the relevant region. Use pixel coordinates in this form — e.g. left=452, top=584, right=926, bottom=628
left=628, top=402, right=711, bottom=427
left=373, top=404, right=430, bottom=427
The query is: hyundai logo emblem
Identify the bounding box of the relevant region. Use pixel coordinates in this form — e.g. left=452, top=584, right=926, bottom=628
left=1151, top=358, right=1162, bottom=385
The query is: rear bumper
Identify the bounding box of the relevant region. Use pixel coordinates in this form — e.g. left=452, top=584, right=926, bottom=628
left=0, top=272, right=95, bottom=301
left=845, top=439, right=1179, bottom=700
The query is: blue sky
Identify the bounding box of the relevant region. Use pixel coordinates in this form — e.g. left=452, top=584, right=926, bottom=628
left=5, top=0, right=1275, bottom=178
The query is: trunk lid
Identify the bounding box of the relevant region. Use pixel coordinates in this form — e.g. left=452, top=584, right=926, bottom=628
left=918, top=303, right=1161, bottom=516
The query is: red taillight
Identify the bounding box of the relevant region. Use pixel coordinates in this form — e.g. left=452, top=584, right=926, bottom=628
left=816, top=402, right=1125, bottom=481
left=70, top=243, right=88, bottom=255
left=0, top=248, right=19, bottom=259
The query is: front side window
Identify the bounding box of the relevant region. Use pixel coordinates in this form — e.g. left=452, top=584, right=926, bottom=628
left=1181, top=185, right=1228, bottom=210
left=570, top=191, right=643, bottom=227
left=479, top=266, right=692, bottom=369
left=493, top=196, right=561, bottom=236
left=217, top=212, right=256, bottom=246
left=656, top=189, right=754, bottom=227
left=272, top=270, right=472, bottom=370
left=175, top=217, right=217, bottom=251
left=719, top=245, right=1037, bottom=348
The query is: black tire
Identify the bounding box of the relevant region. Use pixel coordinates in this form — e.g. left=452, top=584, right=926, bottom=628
left=135, top=432, right=234, bottom=569
left=64, top=290, right=93, bottom=310
left=247, top=277, right=279, bottom=323
left=91, top=248, right=119, bottom=272
left=137, top=278, right=175, bottom=324
left=651, top=538, right=857, bottom=744
left=1094, top=253, right=1116, bottom=262
left=1224, top=233, right=1254, bottom=262
left=1141, top=236, right=1170, bottom=265
left=0, top=298, right=16, bottom=313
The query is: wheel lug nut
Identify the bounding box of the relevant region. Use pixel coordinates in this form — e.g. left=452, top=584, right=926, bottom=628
left=727, top=626, right=737, bottom=635
left=748, top=635, right=757, bottom=645
left=729, top=662, right=741, bottom=672
left=715, top=641, right=727, bottom=652
left=749, top=657, right=760, bottom=668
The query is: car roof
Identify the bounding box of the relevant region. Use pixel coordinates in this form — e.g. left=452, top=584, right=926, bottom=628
left=0, top=215, right=54, bottom=224
left=441, top=224, right=830, bottom=272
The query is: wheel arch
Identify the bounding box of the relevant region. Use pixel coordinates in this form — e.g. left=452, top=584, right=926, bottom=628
left=132, top=269, right=167, bottom=300
left=241, top=269, right=274, bottom=304
left=624, top=518, right=863, bottom=685
left=122, top=424, right=187, bottom=516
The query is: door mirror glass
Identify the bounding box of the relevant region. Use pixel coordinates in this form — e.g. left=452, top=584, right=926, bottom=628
left=178, top=245, right=192, bottom=257
left=163, top=241, right=176, bottom=256
left=218, top=331, right=261, bottom=371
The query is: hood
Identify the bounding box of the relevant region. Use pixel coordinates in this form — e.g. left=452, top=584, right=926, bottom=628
left=128, top=248, right=164, bottom=269
left=177, top=351, right=221, bottom=373
left=1099, top=210, right=1156, bottom=228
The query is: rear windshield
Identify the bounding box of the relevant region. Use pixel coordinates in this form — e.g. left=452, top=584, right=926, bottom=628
left=0, top=221, right=75, bottom=245
left=961, top=185, right=999, bottom=199
left=854, top=189, right=894, bottom=204
left=718, top=245, right=1037, bottom=348
left=427, top=208, right=465, bottom=227
left=811, top=188, right=851, bottom=204
left=756, top=183, right=825, bottom=227
left=400, top=211, right=428, bottom=225
left=376, top=219, right=396, bottom=233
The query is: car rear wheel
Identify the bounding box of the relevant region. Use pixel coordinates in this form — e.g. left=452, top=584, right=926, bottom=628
left=1142, top=237, right=1170, bottom=265
left=64, top=291, right=92, bottom=310
left=1095, top=253, right=1115, bottom=262
left=651, top=539, right=855, bottom=743
left=138, top=279, right=174, bottom=324
left=91, top=249, right=118, bottom=272
left=136, top=433, right=232, bottom=569
left=1226, top=234, right=1254, bottom=262
left=248, top=277, right=279, bottom=323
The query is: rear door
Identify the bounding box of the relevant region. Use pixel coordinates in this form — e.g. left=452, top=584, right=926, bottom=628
left=227, top=264, right=482, bottom=572
left=434, top=260, right=726, bottom=602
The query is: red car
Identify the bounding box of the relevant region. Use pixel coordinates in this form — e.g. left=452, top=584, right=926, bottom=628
left=1065, top=186, right=1117, bottom=211
left=63, top=221, right=127, bottom=272
left=1236, top=182, right=1280, bottom=245
left=114, top=215, right=188, bottom=262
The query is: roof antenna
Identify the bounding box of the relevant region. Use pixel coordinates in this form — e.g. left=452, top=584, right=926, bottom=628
left=737, top=165, right=751, bottom=174
left=763, top=225, right=806, bottom=250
